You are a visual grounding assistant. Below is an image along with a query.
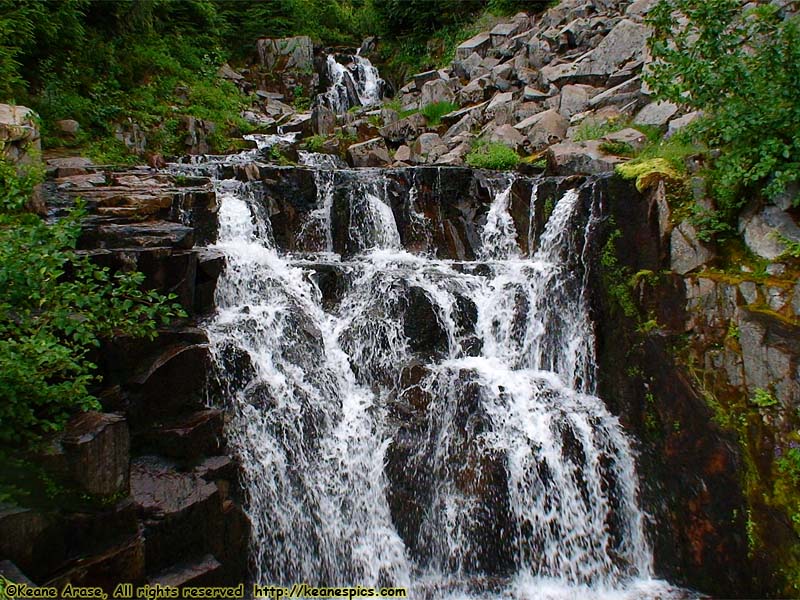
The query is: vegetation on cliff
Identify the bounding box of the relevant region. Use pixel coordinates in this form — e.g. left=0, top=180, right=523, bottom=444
left=0, top=160, right=183, bottom=444
left=646, top=0, right=800, bottom=237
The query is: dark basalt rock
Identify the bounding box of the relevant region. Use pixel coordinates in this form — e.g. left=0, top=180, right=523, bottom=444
left=130, top=456, right=223, bottom=574
left=139, top=410, right=225, bottom=461
left=404, top=286, right=449, bottom=360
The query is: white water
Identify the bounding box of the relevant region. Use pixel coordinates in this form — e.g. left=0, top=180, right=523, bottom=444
left=191, top=152, right=691, bottom=599
left=322, top=53, right=383, bottom=114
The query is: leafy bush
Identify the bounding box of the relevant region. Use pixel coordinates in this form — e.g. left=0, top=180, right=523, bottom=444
left=420, top=101, right=459, bottom=126
left=465, top=141, right=521, bottom=170
left=647, top=0, right=800, bottom=225
left=0, top=161, right=184, bottom=444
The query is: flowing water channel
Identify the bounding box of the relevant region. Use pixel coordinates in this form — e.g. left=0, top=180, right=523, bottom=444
left=170, top=144, right=689, bottom=599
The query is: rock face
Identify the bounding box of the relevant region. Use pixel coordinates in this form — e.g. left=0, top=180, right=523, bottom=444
left=0, top=163, right=246, bottom=593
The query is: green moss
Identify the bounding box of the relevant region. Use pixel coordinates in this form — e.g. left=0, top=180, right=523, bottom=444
left=616, top=158, right=684, bottom=192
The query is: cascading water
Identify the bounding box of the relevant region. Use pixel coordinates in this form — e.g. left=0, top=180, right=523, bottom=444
left=179, top=148, right=689, bottom=599
left=321, top=52, right=383, bottom=114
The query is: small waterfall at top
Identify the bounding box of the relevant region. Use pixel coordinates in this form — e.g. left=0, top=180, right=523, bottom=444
left=171, top=145, right=689, bottom=598
left=321, top=52, right=384, bottom=114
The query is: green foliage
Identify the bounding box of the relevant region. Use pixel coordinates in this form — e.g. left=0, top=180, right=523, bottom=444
left=600, top=226, right=638, bottom=319
left=0, top=161, right=184, bottom=444
left=465, top=141, right=521, bottom=170
left=305, top=134, right=327, bottom=152
left=751, top=388, right=779, bottom=409
left=420, top=101, right=458, bottom=126
left=646, top=0, right=800, bottom=225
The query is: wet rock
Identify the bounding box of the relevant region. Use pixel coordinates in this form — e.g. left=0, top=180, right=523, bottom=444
left=126, top=342, right=211, bottom=426
left=195, top=248, right=225, bottom=315
left=54, top=412, right=131, bottom=497
left=347, top=137, right=391, bottom=167
left=45, top=532, right=146, bottom=593
left=0, top=506, right=56, bottom=579
left=671, top=220, right=714, bottom=275
left=404, top=286, right=449, bottom=359
left=131, top=456, right=222, bottom=573
left=140, top=410, right=224, bottom=461
left=149, top=554, right=223, bottom=588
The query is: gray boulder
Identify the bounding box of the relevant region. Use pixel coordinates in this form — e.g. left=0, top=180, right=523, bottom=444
left=420, top=79, right=455, bottom=107
left=515, top=109, right=569, bottom=149
left=347, top=137, right=391, bottom=167
left=546, top=139, right=625, bottom=175
left=634, top=100, right=679, bottom=127
left=739, top=205, right=800, bottom=260
left=456, top=32, right=492, bottom=59
left=256, top=36, right=313, bottom=72
left=488, top=124, right=525, bottom=150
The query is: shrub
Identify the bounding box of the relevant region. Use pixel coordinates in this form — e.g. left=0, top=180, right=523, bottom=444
left=646, top=0, right=800, bottom=226
left=0, top=160, right=184, bottom=444
left=465, top=141, right=521, bottom=170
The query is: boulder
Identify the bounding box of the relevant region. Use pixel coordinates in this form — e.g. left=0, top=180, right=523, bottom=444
left=458, top=78, right=490, bottom=105
left=56, top=119, right=80, bottom=135
left=515, top=109, right=569, bottom=149
left=456, top=32, right=492, bottom=59
left=413, top=70, right=441, bottom=89
left=666, top=111, right=702, bottom=138
left=454, top=52, right=484, bottom=81
left=379, top=113, right=425, bottom=143
left=46, top=156, right=94, bottom=178
left=411, top=133, right=448, bottom=164
left=216, top=63, right=244, bottom=82
left=311, top=104, right=336, bottom=136
left=443, top=114, right=477, bottom=143
left=0, top=103, right=40, bottom=165
left=488, top=124, right=525, bottom=150
left=602, top=127, right=648, bottom=151
left=490, top=22, right=523, bottom=47
left=394, top=145, right=412, bottom=162
left=573, top=19, right=649, bottom=83
left=739, top=205, right=800, bottom=260
left=670, top=220, right=715, bottom=274
left=634, top=100, right=679, bottom=127
left=588, top=75, right=645, bottom=110
left=140, top=409, right=225, bottom=461
left=558, top=84, right=592, bottom=118
left=419, top=79, right=455, bottom=107
left=256, top=36, right=313, bottom=72
left=546, top=139, right=625, bottom=175
left=346, top=137, right=391, bottom=167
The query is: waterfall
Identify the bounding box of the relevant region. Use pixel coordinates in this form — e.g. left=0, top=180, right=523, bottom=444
left=321, top=52, right=383, bottom=114
left=181, top=150, right=688, bottom=599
